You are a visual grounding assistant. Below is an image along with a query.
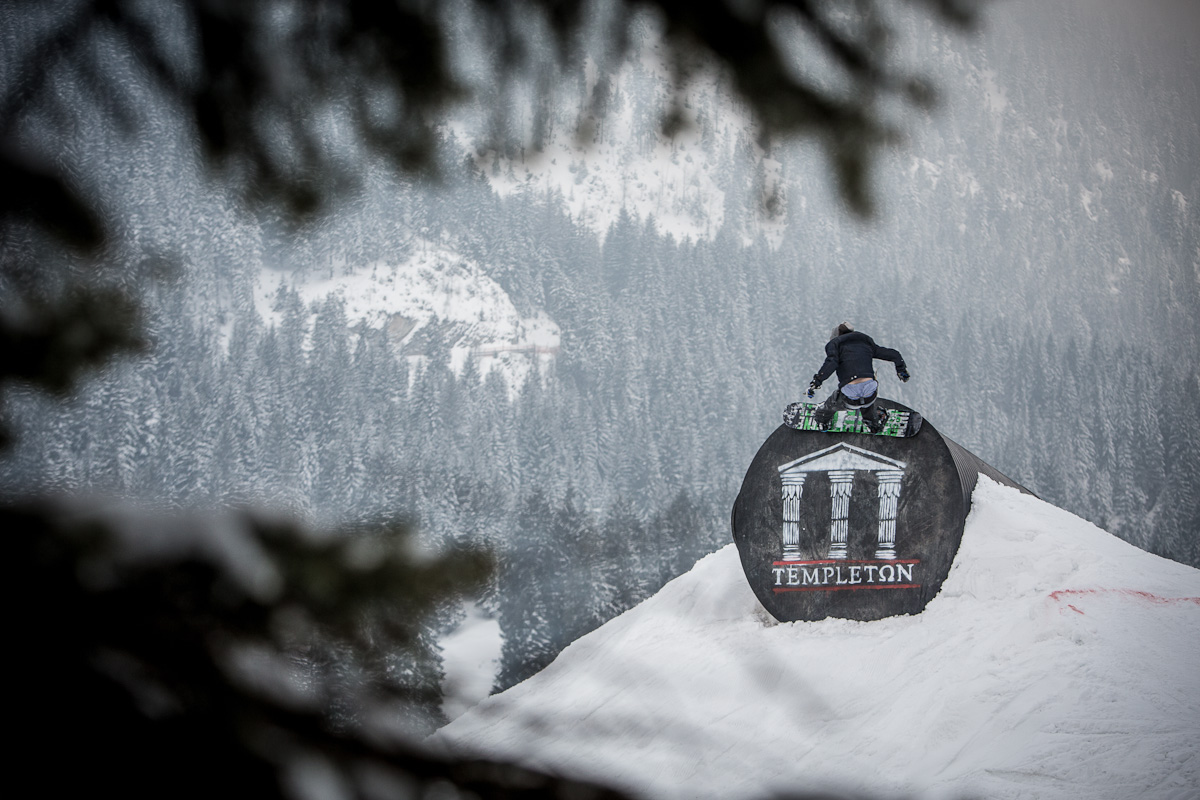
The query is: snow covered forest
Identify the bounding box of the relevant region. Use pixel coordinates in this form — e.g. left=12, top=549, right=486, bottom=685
left=3, top=0, right=1198, bottom=709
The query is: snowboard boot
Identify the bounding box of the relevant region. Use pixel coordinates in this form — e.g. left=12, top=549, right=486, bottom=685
left=863, top=409, right=886, bottom=434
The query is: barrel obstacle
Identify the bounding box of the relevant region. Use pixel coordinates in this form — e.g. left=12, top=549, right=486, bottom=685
left=730, top=399, right=1033, bottom=623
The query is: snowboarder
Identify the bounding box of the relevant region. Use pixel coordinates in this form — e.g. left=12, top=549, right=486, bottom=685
left=806, top=322, right=910, bottom=434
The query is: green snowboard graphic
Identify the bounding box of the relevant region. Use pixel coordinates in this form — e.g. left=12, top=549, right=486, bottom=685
left=783, top=401, right=923, bottom=438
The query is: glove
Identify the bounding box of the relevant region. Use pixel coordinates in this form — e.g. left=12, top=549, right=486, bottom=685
left=806, top=376, right=822, bottom=398
left=896, top=365, right=910, bottom=382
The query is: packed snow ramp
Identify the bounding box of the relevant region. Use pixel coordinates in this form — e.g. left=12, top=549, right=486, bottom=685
left=732, top=399, right=1032, bottom=622
left=432, top=480, right=1200, bottom=800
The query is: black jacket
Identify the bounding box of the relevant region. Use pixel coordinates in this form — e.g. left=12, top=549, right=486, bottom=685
left=815, top=332, right=905, bottom=389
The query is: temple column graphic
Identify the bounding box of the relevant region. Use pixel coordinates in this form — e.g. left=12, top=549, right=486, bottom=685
left=827, top=469, right=854, bottom=559
left=874, top=469, right=904, bottom=559
left=777, top=443, right=908, bottom=563
left=780, top=473, right=806, bottom=561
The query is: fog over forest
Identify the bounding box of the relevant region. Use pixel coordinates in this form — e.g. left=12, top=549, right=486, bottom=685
left=2, top=0, right=1197, bottom=710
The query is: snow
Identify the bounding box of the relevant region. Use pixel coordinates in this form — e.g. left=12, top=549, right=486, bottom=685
left=253, top=240, right=559, bottom=388
left=439, top=601, right=503, bottom=723
left=981, top=67, right=1010, bottom=117
left=458, top=40, right=782, bottom=246
left=474, top=105, right=729, bottom=244
left=1080, top=187, right=1101, bottom=222
left=430, top=479, right=1200, bottom=800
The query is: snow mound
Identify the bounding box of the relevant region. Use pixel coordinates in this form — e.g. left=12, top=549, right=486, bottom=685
left=430, top=478, right=1200, bottom=800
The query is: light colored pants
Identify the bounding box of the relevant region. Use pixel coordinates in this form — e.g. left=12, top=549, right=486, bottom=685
left=814, top=385, right=884, bottom=429
left=840, top=379, right=878, bottom=404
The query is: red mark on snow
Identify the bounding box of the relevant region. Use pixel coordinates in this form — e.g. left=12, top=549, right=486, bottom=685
left=1049, top=589, right=1200, bottom=610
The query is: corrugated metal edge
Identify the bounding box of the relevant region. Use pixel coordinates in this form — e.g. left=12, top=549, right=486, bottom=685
left=941, top=434, right=1038, bottom=516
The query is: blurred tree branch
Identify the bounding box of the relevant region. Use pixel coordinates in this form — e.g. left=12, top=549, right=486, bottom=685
left=1, top=0, right=983, bottom=414
left=2, top=0, right=981, bottom=228
left=7, top=501, right=646, bottom=798
left=0, top=2, right=982, bottom=797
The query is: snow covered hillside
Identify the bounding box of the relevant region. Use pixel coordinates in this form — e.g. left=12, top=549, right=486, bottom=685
left=253, top=240, right=559, bottom=386
left=430, top=479, right=1200, bottom=800
left=458, top=33, right=784, bottom=246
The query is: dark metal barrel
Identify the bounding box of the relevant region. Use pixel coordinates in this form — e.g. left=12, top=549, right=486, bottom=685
left=730, top=399, right=1031, bottom=623
left=941, top=433, right=1035, bottom=518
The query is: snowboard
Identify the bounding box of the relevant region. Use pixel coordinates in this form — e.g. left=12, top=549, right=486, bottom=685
left=783, top=401, right=923, bottom=438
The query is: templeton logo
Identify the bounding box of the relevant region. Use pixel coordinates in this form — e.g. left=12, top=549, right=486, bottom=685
left=774, top=443, right=919, bottom=593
